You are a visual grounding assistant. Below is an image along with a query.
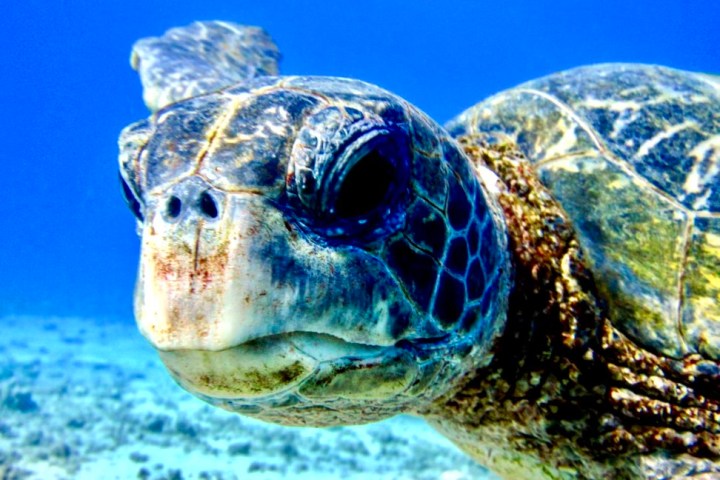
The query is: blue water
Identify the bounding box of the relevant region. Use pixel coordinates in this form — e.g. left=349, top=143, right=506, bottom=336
left=2, top=0, right=719, bottom=320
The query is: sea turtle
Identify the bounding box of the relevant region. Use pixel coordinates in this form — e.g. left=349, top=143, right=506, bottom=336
left=118, top=21, right=720, bottom=479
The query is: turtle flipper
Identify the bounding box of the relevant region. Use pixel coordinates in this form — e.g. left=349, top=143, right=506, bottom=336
left=131, top=21, right=281, bottom=112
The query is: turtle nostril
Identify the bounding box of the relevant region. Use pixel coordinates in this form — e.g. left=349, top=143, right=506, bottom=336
left=167, top=196, right=182, bottom=218
left=199, top=192, right=218, bottom=219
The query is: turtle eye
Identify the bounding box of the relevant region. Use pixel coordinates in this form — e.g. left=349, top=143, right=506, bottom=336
left=318, top=128, right=410, bottom=239
left=288, top=118, right=412, bottom=242
left=334, top=149, right=396, bottom=219
left=119, top=173, right=144, bottom=222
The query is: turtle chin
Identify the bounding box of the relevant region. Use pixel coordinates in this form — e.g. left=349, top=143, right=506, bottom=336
left=157, top=332, right=425, bottom=426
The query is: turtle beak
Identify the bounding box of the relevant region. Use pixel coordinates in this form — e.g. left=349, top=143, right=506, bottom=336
left=134, top=188, right=279, bottom=352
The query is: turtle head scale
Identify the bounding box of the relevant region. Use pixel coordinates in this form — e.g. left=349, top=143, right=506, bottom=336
left=119, top=24, right=510, bottom=425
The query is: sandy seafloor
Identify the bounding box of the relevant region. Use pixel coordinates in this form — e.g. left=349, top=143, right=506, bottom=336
left=0, top=315, right=497, bottom=480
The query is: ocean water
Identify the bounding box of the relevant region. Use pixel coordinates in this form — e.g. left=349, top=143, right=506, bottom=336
left=1, top=1, right=719, bottom=479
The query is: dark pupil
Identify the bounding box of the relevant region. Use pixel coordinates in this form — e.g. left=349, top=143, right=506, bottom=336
left=335, top=151, right=395, bottom=219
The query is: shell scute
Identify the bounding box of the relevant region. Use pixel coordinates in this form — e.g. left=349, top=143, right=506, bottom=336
left=449, top=64, right=720, bottom=360
left=684, top=217, right=720, bottom=358
left=450, top=89, right=598, bottom=163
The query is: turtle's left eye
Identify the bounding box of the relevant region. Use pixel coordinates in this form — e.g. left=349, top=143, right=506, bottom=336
left=288, top=119, right=412, bottom=242
left=119, top=173, right=144, bottom=222
left=334, top=148, right=397, bottom=219
left=315, top=129, right=410, bottom=240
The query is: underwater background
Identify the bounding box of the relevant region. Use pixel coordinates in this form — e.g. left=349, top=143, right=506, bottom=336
left=1, top=1, right=720, bottom=479
left=2, top=0, right=719, bottom=320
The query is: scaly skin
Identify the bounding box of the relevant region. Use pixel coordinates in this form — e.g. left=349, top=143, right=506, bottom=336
left=424, top=137, right=720, bottom=479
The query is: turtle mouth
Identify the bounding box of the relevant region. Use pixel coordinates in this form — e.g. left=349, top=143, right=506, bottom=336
left=157, top=331, right=419, bottom=402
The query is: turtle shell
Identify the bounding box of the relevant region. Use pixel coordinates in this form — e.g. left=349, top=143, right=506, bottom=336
left=448, top=64, right=720, bottom=360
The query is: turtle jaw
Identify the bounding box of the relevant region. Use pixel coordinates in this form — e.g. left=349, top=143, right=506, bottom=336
left=156, top=332, right=419, bottom=406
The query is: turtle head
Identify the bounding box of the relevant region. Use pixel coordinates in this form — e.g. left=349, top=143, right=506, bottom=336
left=119, top=77, right=510, bottom=425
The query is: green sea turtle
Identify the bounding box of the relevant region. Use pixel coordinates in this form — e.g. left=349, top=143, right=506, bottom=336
left=118, top=21, right=720, bottom=479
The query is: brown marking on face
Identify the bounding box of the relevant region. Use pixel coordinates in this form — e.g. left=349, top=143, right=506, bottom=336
left=140, top=217, right=234, bottom=346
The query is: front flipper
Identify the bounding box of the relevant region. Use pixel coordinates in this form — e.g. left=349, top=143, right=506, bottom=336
left=131, top=21, right=281, bottom=112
